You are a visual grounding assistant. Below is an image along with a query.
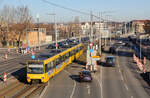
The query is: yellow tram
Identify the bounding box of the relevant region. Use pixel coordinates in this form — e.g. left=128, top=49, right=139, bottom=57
left=27, top=43, right=84, bottom=83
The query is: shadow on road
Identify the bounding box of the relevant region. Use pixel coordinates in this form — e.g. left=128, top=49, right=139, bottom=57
left=69, top=75, right=80, bottom=83
left=140, top=72, right=150, bottom=87
left=73, top=60, right=86, bottom=66
left=117, top=50, right=133, bottom=57
left=98, top=61, right=106, bottom=67
left=11, top=67, right=28, bottom=84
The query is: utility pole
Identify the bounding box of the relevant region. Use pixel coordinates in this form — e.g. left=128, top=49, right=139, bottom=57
left=26, top=28, right=28, bottom=47
left=79, top=16, right=81, bottom=43
left=125, top=22, right=127, bottom=34
left=36, top=14, right=40, bottom=50
left=99, top=12, right=102, bottom=55
left=47, top=13, right=58, bottom=50
left=54, top=14, right=58, bottom=50
left=90, top=11, right=93, bottom=43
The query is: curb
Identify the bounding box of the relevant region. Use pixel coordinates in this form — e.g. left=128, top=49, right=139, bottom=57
left=39, top=81, right=49, bottom=98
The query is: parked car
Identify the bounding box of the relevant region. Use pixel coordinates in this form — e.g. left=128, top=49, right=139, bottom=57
left=79, top=70, right=92, bottom=82
left=105, top=56, right=116, bottom=67
left=109, top=46, right=116, bottom=54
left=47, top=43, right=56, bottom=49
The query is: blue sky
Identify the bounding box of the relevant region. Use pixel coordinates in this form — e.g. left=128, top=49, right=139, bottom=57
left=0, top=0, right=150, bottom=22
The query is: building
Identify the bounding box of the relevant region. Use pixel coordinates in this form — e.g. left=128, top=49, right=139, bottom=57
left=22, top=28, right=46, bottom=47
left=81, top=22, right=90, bottom=35
left=131, top=20, right=146, bottom=33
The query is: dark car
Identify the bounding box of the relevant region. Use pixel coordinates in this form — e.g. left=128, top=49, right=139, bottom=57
left=79, top=70, right=92, bottom=82
left=47, top=43, right=56, bottom=49
left=50, top=49, right=63, bottom=54
left=105, top=56, right=116, bottom=67
left=109, top=46, right=116, bottom=54
left=61, top=42, right=71, bottom=48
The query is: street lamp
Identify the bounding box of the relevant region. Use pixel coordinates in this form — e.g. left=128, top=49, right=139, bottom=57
left=47, top=13, right=58, bottom=50
left=36, top=14, right=40, bottom=50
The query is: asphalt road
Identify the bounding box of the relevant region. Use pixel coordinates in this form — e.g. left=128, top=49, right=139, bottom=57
left=116, top=46, right=149, bottom=98
left=43, top=63, right=101, bottom=98
left=43, top=42, right=150, bottom=98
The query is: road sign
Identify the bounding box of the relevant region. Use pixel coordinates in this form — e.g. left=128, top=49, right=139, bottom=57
left=92, top=56, right=100, bottom=58
left=32, top=55, right=35, bottom=59
left=90, top=49, right=93, bottom=53
left=26, top=45, right=30, bottom=51
left=56, top=43, right=58, bottom=47
left=89, top=43, right=93, bottom=47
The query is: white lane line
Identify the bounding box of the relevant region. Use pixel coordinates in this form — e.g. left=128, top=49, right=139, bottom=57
left=121, top=73, right=124, bottom=81
left=100, top=66, right=103, bottom=98
left=87, top=85, right=90, bottom=95
left=64, top=70, right=77, bottom=98
left=117, top=48, right=129, bottom=92
left=64, top=70, right=71, bottom=75
left=70, top=81, right=76, bottom=98
left=124, top=83, right=129, bottom=91
left=119, top=69, right=121, bottom=73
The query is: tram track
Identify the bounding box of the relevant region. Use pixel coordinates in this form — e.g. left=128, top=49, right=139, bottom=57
left=0, top=79, right=46, bottom=98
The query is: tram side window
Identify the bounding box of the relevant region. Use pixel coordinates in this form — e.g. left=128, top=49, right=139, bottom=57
left=53, top=60, right=56, bottom=66
left=56, top=57, right=61, bottom=65
left=45, top=62, right=53, bottom=72
left=70, top=50, right=75, bottom=56
left=66, top=52, right=70, bottom=58
left=50, top=61, right=54, bottom=69
left=71, top=50, right=75, bottom=56
left=63, top=55, right=66, bottom=61
left=74, top=48, right=77, bottom=53
left=76, top=47, right=79, bottom=52
left=80, top=46, right=83, bottom=50
left=64, top=54, right=67, bottom=59
left=59, top=56, right=63, bottom=62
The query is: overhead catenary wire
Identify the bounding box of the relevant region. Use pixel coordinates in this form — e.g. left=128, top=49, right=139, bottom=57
left=41, top=0, right=101, bottom=19
left=41, top=0, right=89, bottom=15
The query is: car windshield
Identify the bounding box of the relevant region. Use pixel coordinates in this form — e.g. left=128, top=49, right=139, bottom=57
left=106, top=57, right=115, bottom=63
left=82, top=71, right=91, bottom=76
left=27, top=62, right=44, bottom=74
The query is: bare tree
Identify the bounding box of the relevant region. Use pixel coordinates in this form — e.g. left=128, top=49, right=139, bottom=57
left=13, top=6, right=33, bottom=47
left=0, top=5, right=33, bottom=47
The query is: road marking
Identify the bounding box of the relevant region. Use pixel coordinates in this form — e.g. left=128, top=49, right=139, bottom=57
left=87, top=85, right=90, bottom=94
left=64, top=70, right=76, bottom=98
left=70, top=81, right=76, bottom=98
left=121, top=73, right=124, bottom=81
left=119, top=69, right=121, bottom=73
left=124, top=83, right=129, bottom=90
left=117, top=48, right=130, bottom=92
left=64, top=70, right=71, bottom=75
left=131, top=96, right=133, bottom=98
left=100, top=66, right=103, bottom=98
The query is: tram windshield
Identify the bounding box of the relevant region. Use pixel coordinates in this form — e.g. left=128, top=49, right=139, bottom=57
left=27, top=62, right=44, bottom=74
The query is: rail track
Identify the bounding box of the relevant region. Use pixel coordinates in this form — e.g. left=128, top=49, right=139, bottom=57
left=0, top=79, right=46, bottom=98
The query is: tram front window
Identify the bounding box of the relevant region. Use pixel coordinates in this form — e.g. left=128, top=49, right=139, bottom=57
left=28, top=62, right=44, bottom=74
